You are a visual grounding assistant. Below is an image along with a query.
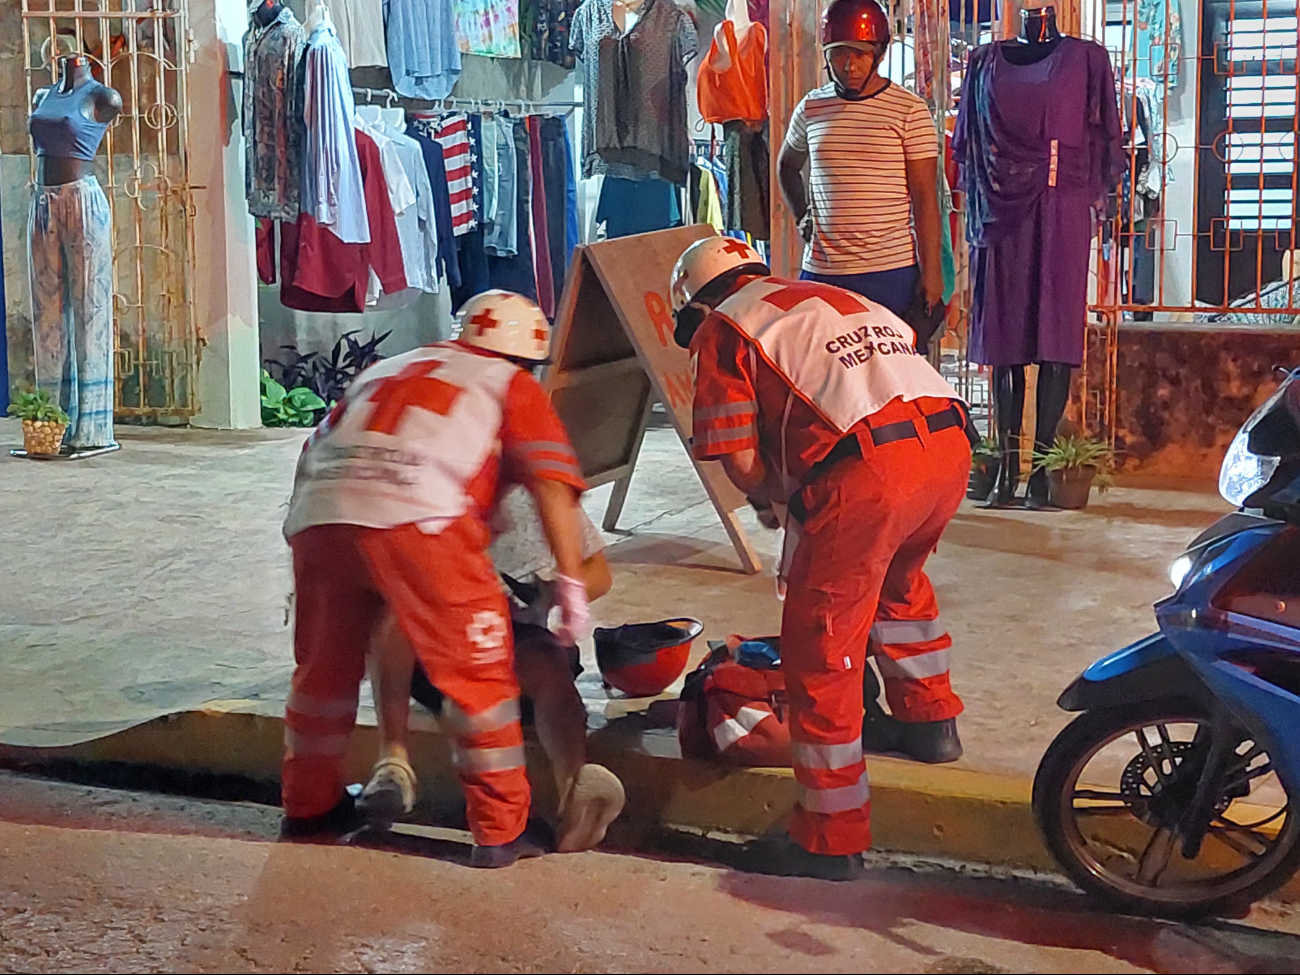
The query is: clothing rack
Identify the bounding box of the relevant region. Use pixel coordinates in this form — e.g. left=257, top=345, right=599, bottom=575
left=351, top=87, right=581, bottom=117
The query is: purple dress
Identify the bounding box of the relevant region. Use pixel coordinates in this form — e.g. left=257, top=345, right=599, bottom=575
left=954, top=38, right=1124, bottom=367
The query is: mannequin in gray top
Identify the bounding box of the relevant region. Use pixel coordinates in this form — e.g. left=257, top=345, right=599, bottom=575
left=25, top=54, right=122, bottom=456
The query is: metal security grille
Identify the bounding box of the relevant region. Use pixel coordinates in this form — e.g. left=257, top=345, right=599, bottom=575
left=20, top=0, right=200, bottom=421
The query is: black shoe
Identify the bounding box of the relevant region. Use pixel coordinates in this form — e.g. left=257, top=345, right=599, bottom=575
left=470, top=818, right=556, bottom=869
left=743, top=836, right=864, bottom=881
left=1024, top=468, right=1058, bottom=510
left=280, top=794, right=365, bottom=841
left=897, top=719, right=963, bottom=764
left=861, top=709, right=905, bottom=755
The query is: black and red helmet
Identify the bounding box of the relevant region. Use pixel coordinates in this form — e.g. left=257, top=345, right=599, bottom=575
left=821, top=0, right=891, bottom=48
left=595, top=618, right=705, bottom=698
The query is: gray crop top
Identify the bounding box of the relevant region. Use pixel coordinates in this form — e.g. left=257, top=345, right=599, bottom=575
left=29, top=80, right=112, bottom=160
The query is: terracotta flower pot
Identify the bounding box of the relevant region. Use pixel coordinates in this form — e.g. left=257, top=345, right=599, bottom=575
left=1048, top=467, right=1096, bottom=510
left=21, top=419, right=67, bottom=456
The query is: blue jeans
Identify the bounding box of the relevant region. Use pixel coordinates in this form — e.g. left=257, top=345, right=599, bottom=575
left=800, top=265, right=919, bottom=318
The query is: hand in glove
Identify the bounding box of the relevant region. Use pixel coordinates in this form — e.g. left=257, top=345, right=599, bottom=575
left=552, top=573, right=590, bottom=648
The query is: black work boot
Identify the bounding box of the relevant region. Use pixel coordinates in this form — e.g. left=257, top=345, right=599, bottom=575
left=470, top=818, right=556, bottom=869
left=280, top=793, right=365, bottom=842
left=1024, top=466, right=1054, bottom=509
left=861, top=663, right=904, bottom=755
left=744, top=835, right=864, bottom=882
left=897, top=719, right=963, bottom=764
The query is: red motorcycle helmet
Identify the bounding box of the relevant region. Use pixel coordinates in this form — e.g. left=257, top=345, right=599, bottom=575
left=821, top=0, right=891, bottom=48
left=595, top=618, right=705, bottom=698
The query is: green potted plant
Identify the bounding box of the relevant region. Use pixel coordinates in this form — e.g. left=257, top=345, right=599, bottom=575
left=261, top=369, right=327, bottom=428
left=968, top=437, right=999, bottom=500
left=1032, top=435, right=1115, bottom=510
left=7, top=389, right=70, bottom=456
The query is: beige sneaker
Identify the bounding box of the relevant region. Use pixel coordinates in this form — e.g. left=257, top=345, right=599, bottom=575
left=357, top=757, right=418, bottom=826
left=557, top=764, right=626, bottom=853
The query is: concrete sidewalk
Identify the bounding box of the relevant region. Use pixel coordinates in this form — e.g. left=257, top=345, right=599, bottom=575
left=0, top=416, right=1227, bottom=771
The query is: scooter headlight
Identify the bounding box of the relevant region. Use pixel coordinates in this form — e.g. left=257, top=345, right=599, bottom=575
left=1168, top=554, right=1194, bottom=591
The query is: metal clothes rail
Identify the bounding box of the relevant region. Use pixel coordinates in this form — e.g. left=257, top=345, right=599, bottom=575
left=351, top=87, right=582, bottom=116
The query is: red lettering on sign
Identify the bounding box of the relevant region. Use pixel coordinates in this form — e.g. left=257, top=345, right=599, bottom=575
left=761, top=281, right=869, bottom=317
left=662, top=370, right=695, bottom=412
left=644, top=291, right=676, bottom=348
left=365, top=361, right=464, bottom=435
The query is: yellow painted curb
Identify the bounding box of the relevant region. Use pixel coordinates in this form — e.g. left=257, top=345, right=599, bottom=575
left=2, top=703, right=1294, bottom=899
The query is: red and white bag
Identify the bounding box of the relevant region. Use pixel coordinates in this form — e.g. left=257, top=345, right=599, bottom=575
left=678, top=638, right=792, bottom=767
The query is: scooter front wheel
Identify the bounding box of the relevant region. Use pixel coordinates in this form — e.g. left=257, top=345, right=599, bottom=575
left=1032, top=698, right=1300, bottom=919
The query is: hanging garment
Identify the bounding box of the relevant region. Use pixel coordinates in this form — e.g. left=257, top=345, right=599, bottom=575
left=954, top=37, right=1124, bottom=367
left=428, top=114, right=478, bottom=235
left=387, top=0, right=463, bottom=100
left=481, top=114, right=499, bottom=226
left=723, top=120, right=769, bottom=240
left=488, top=119, right=539, bottom=300
left=572, top=0, right=698, bottom=181
left=28, top=80, right=113, bottom=160
left=451, top=116, right=492, bottom=308
left=695, top=161, right=725, bottom=232
left=538, top=116, right=574, bottom=296
left=381, top=123, right=441, bottom=296
left=591, top=0, right=697, bottom=184
left=330, top=0, right=387, bottom=66
left=561, top=121, right=579, bottom=258
left=697, top=4, right=768, bottom=125
left=1136, top=0, right=1181, bottom=86
left=28, top=176, right=115, bottom=449
left=242, top=4, right=306, bottom=220
left=596, top=176, right=681, bottom=238
left=280, top=129, right=407, bottom=313
left=410, top=127, right=463, bottom=291
left=357, top=118, right=417, bottom=217
left=524, top=0, right=580, bottom=67
left=484, top=115, right=519, bottom=257
left=528, top=118, right=556, bottom=317
left=453, top=0, right=522, bottom=57
left=301, top=22, right=370, bottom=244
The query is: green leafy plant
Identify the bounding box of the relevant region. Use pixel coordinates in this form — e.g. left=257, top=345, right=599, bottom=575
left=1033, top=435, right=1115, bottom=491
left=261, top=370, right=327, bottom=428
left=971, top=436, right=999, bottom=466
left=7, top=388, right=69, bottom=425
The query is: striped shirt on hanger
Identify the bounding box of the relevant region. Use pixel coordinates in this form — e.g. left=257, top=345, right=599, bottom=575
left=433, top=113, right=478, bottom=235
left=784, top=82, right=939, bottom=276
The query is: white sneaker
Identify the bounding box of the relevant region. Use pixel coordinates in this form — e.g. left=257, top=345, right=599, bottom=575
left=557, top=764, right=626, bottom=853
left=357, top=757, right=418, bottom=826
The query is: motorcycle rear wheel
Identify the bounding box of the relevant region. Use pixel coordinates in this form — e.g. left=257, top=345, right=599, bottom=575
left=1033, top=698, right=1300, bottom=919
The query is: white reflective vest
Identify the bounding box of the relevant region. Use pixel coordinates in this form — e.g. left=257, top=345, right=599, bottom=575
left=713, top=278, right=960, bottom=435
left=283, top=343, right=519, bottom=538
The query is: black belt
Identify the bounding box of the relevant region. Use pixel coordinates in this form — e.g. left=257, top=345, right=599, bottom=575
left=789, top=404, right=968, bottom=522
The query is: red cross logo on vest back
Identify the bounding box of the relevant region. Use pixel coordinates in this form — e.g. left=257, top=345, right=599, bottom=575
left=365, top=360, right=465, bottom=435
left=761, top=281, right=870, bottom=317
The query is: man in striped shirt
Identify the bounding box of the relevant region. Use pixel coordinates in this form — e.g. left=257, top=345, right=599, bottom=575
left=778, top=0, right=945, bottom=320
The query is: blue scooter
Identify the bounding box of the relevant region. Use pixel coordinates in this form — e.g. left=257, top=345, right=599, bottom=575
left=1034, top=369, right=1300, bottom=918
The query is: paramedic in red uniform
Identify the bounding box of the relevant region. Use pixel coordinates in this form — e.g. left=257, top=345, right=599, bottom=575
left=279, top=290, right=590, bottom=869
left=672, top=237, right=971, bottom=880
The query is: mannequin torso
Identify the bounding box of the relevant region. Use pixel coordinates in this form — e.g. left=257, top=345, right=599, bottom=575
left=30, top=56, right=122, bottom=186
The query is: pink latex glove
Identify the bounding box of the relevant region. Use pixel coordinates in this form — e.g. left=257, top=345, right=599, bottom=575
left=552, top=573, right=590, bottom=647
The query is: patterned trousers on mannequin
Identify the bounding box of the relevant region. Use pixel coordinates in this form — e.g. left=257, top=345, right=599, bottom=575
left=29, top=176, right=115, bottom=449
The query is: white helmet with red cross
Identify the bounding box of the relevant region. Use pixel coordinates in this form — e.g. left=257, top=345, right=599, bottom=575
left=454, top=290, right=552, bottom=363
left=669, top=237, right=770, bottom=314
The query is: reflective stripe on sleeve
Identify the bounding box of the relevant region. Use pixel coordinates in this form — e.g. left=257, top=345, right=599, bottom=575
left=451, top=743, right=527, bottom=774
left=441, top=698, right=522, bottom=735
left=871, top=619, right=949, bottom=645
left=712, top=704, right=773, bottom=753
left=875, top=648, right=953, bottom=681
left=791, top=739, right=863, bottom=771
left=797, top=772, right=871, bottom=815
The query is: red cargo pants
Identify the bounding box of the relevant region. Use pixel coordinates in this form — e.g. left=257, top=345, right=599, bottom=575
left=284, top=518, right=529, bottom=846
left=781, top=397, right=970, bottom=856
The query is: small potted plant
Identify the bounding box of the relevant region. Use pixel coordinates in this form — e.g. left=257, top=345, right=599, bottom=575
left=968, top=437, right=1000, bottom=500
left=1032, top=435, right=1115, bottom=510
left=8, top=389, right=70, bottom=456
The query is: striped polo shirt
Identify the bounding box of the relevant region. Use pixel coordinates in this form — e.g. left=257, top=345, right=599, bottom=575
left=784, top=82, right=939, bottom=275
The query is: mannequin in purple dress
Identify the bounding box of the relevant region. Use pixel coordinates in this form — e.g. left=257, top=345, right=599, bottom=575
left=954, top=5, right=1124, bottom=508
left=993, top=6, right=1068, bottom=509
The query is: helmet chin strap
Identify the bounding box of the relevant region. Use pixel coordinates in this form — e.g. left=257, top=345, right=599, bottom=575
left=825, top=46, right=883, bottom=101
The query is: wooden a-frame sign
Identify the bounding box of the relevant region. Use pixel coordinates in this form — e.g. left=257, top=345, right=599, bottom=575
left=545, top=225, right=761, bottom=574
